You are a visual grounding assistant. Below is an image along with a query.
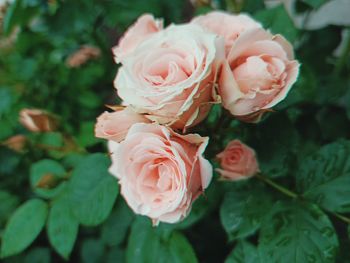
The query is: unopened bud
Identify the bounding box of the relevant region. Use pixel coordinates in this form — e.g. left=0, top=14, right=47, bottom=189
left=66, top=45, right=101, bottom=68
left=190, top=0, right=211, bottom=7
left=2, top=135, right=27, bottom=152
left=35, top=173, right=59, bottom=189
left=19, top=108, right=58, bottom=132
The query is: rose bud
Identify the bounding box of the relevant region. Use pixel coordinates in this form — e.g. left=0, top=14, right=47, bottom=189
left=2, top=135, right=27, bottom=153
left=19, top=109, right=57, bottom=132
left=108, top=123, right=212, bottom=225
left=218, top=28, right=300, bottom=122
left=192, top=11, right=261, bottom=56
left=112, top=14, right=163, bottom=63
left=95, top=107, right=150, bottom=143
left=216, top=139, right=259, bottom=181
left=66, top=45, right=101, bottom=68
left=190, top=0, right=212, bottom=7
left=114, top=23, right=224, bottom=131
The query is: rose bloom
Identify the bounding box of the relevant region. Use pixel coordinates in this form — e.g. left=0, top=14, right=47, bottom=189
left=95, top=107, right=150, bottom=142
left=114, top=23, right=224, bottom=131
left=19, top=109, right=57, bottom=132
left=108, top=123, right=212, bottom=224
left=192, top=11, right=261, bottom=56
left=112, top=14, right=163, bottom=63
left=218, top=28, right=300, bottom=122
left=216, top=139, right=259, bottom=181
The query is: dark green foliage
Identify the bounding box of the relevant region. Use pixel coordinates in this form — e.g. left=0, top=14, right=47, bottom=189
left=259, top=201, right=339, bottom=263
left=0, top=0, right=350, bottom=262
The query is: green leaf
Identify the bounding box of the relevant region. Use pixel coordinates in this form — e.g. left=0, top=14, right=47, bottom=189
left=225, top=241, right=259, bottom=263
left=296, top=140, right=350, bottom=213
left=316, top=107, right=350, bottom=141
left=127, top=217, right=198, bottom=263
left=259, top=201, right=338, bottom=263
left=0, top=148, right=21, bottom=175
left=81, top=239, right=105, bottom=263
left=23, top=247, right=51, bottom=263
left=206, top=104, right=222, bottom=127
left=254, top=5, right=298, bottom=42
left=101, top=200, right=134, bottom=246
left=168, top=232, right=198, bottom=263
left=105, top=248, right=125, bottom=263
left=220, top=184, right=272, bottom=240
left=62, top=153, right=85, bottom=169
left=76, top=121, right=99, bottom=148
left=30, top=159, right=66, bottom=199
left=2, top=0, right=42, bottom=35
left=0, top=191, right=19, bottom=226
left=39, top=132, right=63, bottom=148
left=126, top=217, right=159, bottom=263
left=69, top=153, right=119, bottom=226
left=78, top=91, right=101, bottom=109
left=0, top=88, right=13, bottom=116
left=1, top=199, right=48, bottom=258
left=38, top=132, right=65, bottom=158
left=242, top=0, right=264, bottom=13
left=161, top=181, right=221, bottom=231
left=249, top=113, right=299, bottom=178
left=2, top=0, right=22, bottom=35
left=301, top=0, right=328, bottom=8
left=47, top=192, right=79, bottom=259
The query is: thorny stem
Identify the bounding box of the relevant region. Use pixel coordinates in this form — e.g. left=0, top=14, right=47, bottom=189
left=255, top=173, right=350, bottom=224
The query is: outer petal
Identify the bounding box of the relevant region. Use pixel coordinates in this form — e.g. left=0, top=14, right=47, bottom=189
left=218, top=59, right=244, bottom=113
left=262, top=60, right=300, bottom=109
left=95, top=107, right=150, bottom=142
left=108, top=140, right=121, bottom=179
left=112, top=14, right=163, bottom=63
left=114, top=24, right=221, bottom=130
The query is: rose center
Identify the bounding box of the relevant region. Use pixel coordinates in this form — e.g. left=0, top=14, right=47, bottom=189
left=143, top=48, right=195, bottom=86
left=232, top=55, right=286, bottom=95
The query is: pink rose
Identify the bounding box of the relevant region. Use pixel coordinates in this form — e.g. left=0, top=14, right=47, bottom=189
left=192, top=11, right=261, bottom=56
left=95, top=107, right=150, bottom=142
left=108, top=123, right=212, bottom=224
left=19, top=109, right=57, bottom=132
left=112, top=14, right=163, bottom=63
left=218, top=28, right=300, bottom=122
left=114, top=24, right=224, bottom=131
left=216, top=139, right=259, bottom=181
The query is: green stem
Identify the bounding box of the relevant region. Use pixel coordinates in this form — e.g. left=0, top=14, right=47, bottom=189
left=333, top=212, right=350, bottom=224
left=256, top=174, right=350, bottom=224
left=256, top=173, right=298, bottom=198
left=334, top=29, right=350, bottom=75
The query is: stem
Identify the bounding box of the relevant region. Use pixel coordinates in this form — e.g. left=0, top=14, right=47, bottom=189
left=256, top=174, right=350, bottom=224
left=333, top=212, right=350, bottom=224
left=256, top=173, right=298, bottom=198
left=334, top=29, right=350, bottom=75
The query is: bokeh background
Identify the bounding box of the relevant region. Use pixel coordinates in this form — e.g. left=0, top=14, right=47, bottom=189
left=0, top=0, right=350, bottom=262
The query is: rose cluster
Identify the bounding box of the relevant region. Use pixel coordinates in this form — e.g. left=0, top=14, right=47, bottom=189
left=95, top=11, right=299, bottom=224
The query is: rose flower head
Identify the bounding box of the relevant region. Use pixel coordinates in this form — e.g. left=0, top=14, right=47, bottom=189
left=95, top=106, right=150, bottom=143
left=112, top=13, right=163, bottom=63
left=108, top=123, right=212, bottom=225
left=114, top=23, right=224, bottom=131
left=192, top=11, right=262, bottom=56
left=218, top=28, right=300, bottom=122
left=216, top=139, right=259, bottom=181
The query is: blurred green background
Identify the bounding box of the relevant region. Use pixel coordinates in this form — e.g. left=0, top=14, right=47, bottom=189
left=0, top=0, right=350, bottom=262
